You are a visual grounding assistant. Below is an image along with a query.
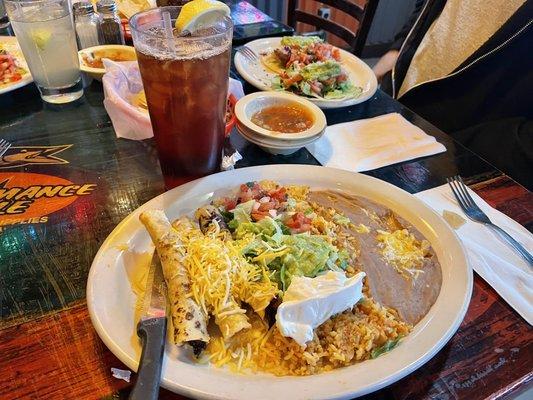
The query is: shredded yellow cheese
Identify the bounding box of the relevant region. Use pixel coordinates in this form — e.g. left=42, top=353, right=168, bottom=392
left=172, top=219, right=279, bottom=336
left=353, top=223, right=370, bottom=234
left=286, top=185, right=309, bottom=201
left=258, top=180, right=279, bottom=191
left=376, top=229, right=430, bottom=279
left=205, top=313, right=276, bottom=373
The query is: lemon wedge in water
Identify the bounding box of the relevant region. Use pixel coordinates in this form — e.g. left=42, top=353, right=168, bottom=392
left=31, top=29, right=52, bottom=51
left=175, top=0, right=230, bottom=33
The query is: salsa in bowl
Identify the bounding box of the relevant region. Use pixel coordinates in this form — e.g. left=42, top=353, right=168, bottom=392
left=235, top=92, right=326, bottom=141
left=79, top=45, right=137, bottom=80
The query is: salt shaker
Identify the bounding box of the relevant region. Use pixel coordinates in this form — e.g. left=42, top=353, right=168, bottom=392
left=96, top=0, right=125, bottom=45
left=73, top=2, right=100, bottom=49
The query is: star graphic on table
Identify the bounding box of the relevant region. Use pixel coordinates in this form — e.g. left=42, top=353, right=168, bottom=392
left=0, top=144, right=72, bottom=169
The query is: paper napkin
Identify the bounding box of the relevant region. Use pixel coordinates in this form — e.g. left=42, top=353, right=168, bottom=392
left=415, top=184, right=533, bottom=325
left=307, top=113, right=446, bottom=172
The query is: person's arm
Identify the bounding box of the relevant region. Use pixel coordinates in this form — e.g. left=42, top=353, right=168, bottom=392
left=372, top=50, right=400, bottom=82
left=372, top=0, right=425, bottom=82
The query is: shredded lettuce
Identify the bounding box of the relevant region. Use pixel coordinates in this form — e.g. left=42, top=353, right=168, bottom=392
left=257, top=217, right=284, bottom=244
left=300, top=60, right=341, bottom=81
left=272, top=60, right=362, bottom=100
left=300, top=81, right=312, bottom=96
left=234, top=221, right=258, bottom=236
left=280, top=36, right=323, bottom=47
left=270, top=37, right=364, bottom=100
left=324, top=83, right=363, bottom=99
left=272, top=75, right=284, bottom=91
left=232, top=200, right=255, bottom=224
left=235, top=220, right=348, bottom=289
left=236, top=217, right=283, bottom=244
left=227, top=198, right=350, bottom=290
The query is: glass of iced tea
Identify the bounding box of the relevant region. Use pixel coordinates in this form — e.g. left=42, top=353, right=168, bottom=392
left=130, top=6, right=232, bottom=189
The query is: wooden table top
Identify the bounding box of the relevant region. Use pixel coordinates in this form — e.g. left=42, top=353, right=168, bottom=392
left=1, top=22, right=532, bottom=400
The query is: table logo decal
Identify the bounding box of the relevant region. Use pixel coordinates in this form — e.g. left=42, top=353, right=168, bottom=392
left=0, top=172, right=96, bottom=227
left=0, top=145, right=72, bottom=169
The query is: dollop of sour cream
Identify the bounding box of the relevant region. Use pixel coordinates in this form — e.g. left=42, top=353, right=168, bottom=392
left=275, top=271, right=366, bottom=347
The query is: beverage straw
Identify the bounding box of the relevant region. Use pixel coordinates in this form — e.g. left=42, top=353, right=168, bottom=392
left=162, top=11, right=175, bottom=52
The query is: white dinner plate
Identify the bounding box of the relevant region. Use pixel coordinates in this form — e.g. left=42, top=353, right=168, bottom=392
left=0, top=36, right=33, bottom=95
left=234, top=37, right=378, bottom=109
left=87, top=165, right=472, bottom=400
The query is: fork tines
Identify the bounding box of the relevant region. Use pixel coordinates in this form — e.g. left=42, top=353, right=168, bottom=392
left=446, top=175, right=489, bottom=224
left=239, top=46, right=258, bottom=63
left=447, top=174, right=533, bottom=265
left=447, top=175, right=473, bottom=210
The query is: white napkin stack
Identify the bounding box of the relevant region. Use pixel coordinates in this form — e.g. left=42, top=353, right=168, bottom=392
left=307, top=113, right=446, bottom=172
left=416, top=184, right=533, bottom=325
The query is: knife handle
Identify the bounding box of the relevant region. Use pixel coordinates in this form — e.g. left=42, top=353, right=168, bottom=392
left=129, top=317, right=167, bottom=400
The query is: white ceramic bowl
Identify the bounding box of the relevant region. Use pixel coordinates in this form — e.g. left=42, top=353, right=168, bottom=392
left=78, top=45, right=137, bottom=81
left=236, top=123, right=324, bottom=155
left=235, top=92, right=327, bottom=141
left=236, top=121, right=324, bottom=147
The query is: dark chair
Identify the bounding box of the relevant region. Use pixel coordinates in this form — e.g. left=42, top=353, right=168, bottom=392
left=287, top=0, right=380, bottom=56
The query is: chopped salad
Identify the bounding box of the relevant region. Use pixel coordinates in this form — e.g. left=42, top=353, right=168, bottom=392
left=265, top=36, right=362, bottom=100
left=212, top=181, right=350, bottom=291
left=0, top=45, right=27, bottom=88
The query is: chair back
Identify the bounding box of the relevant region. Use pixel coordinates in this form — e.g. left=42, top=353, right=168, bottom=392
left=287, top=0, right=380, bottom=55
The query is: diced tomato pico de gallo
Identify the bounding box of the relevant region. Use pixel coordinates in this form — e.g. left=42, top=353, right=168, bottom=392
left=0, top=49, right=26, bottom=87
left=216, top=181, right=312, bottom=233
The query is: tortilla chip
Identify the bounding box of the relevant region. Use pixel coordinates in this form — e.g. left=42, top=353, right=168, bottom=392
left=260, top=52, right=285, bottom=74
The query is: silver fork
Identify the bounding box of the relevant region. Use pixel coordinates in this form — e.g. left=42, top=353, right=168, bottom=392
left=237, top=46, right=259, bottom=64
left=0, top=139, right=11, bottom=158
left=447, top=175, right=533, bottom=266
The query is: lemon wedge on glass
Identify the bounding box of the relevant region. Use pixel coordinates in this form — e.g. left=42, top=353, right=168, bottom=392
left=175, top=0, right=231, bottom=33
left=31, top=29, right=52, bottom=51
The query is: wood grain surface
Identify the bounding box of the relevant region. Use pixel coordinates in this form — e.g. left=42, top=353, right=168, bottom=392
left=1, top=10, right=532, bottom=398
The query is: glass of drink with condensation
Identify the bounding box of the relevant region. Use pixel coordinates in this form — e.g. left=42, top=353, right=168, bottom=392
left=130, top=6, right=233, bottom=189
left=5, top=0, right=83, bottom=103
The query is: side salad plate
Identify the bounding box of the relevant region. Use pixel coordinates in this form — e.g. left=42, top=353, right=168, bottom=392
left=87, top=165, right=472, bottom=400
left=234, top=37, right=378, bottom=109
left=0, top=36, right=32, bottom=95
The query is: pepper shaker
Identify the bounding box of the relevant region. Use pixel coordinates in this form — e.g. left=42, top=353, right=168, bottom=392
left=96, top=0, right=125, bottom=45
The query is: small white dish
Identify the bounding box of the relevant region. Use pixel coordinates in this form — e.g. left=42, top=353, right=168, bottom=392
left=236, top=123, right=324, bottom=155
left=78, top=45, right=137, bottom=81
left=235, top=91, right=327, bottom=142
left=236, top=120, right=325, bottom=147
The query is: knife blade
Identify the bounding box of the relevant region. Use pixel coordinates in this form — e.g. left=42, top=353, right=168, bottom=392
left=129, top=253, right=167, bottom=400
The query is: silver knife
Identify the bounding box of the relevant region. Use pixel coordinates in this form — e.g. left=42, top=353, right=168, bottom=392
left=129, top=253, right=167, bottom=400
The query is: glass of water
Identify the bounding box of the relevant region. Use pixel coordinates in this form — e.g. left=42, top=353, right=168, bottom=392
left=0, top=0, right=10, bottom=31
left=5, top=0, right=83, bottom=103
